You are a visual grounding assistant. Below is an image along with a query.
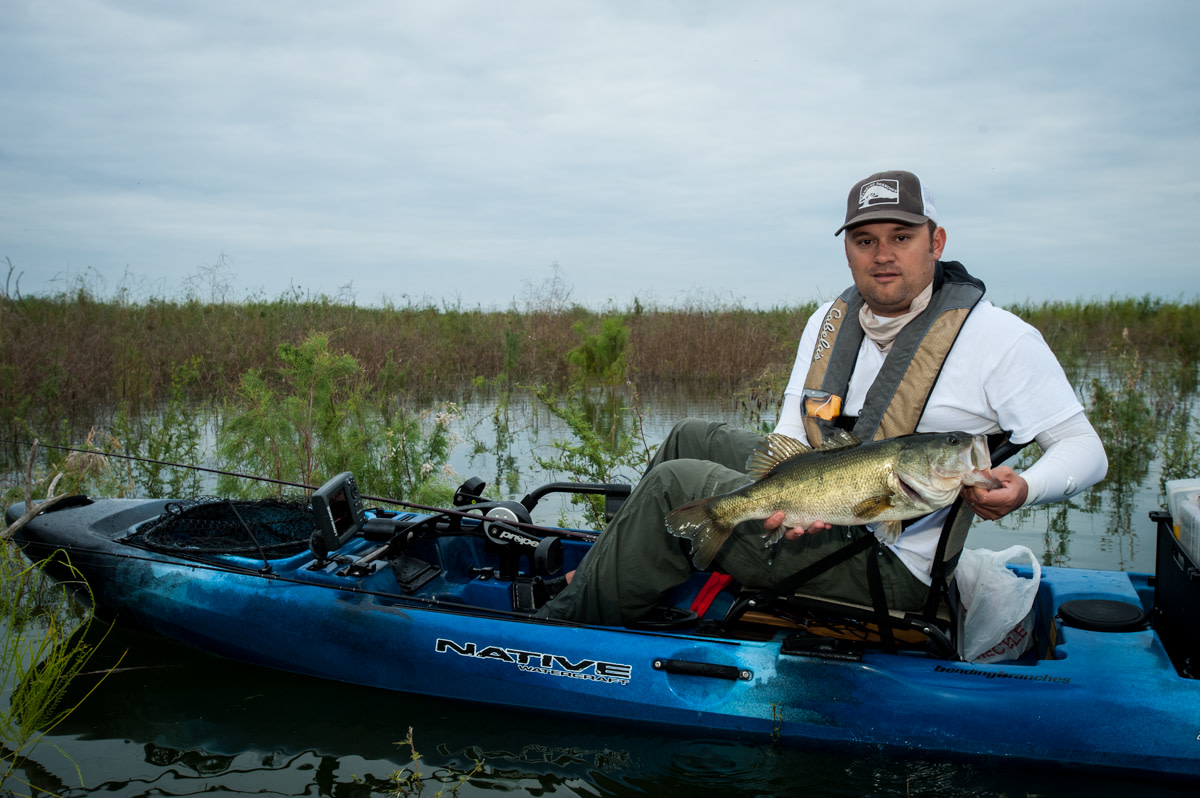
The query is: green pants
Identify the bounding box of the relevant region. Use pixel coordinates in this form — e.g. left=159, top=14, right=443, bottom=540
left=537, top=418, right=929, bottom=626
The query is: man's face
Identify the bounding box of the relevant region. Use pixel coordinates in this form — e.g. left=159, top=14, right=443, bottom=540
left=843, top=221, right=946, bottom=317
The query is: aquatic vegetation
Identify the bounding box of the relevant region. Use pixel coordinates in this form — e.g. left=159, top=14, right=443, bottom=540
left=111, top=359, right=204, bottom=499
left=567, top=315, right=630, bottom=388
left=1, top=448, right=120, bottom=795
left=0, top=547, right=116, bottom=795
left=216, top=332, right=461, bottom=506
left=365, top=728, right=483, bottom=798
left=532, top=384, right=655, bottom=527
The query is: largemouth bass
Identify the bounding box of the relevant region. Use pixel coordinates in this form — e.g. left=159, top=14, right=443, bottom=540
left=665, top=430, right=1001, bottom=569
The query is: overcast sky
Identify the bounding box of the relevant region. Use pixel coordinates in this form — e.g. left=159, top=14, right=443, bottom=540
left=2, top=1, right=1197, bottom=310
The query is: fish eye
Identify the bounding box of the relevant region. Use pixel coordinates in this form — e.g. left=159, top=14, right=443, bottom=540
left=946, top=434, right=960, bottom=445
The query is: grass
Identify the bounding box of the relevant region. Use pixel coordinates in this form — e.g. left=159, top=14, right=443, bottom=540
left=0, top=279, right=813, bottom=471
left=5, top=277, right=1197, bottom=452
left=1, top=442, right=121, bottom=794
left=1, top=546, right=116, bottom=794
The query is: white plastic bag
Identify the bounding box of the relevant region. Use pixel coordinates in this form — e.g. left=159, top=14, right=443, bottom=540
left=955, top=545, right=1041, bottom=663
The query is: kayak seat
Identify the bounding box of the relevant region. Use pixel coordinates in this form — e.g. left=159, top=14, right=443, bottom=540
left=723, top=585, right=957, bottom=657
left=715, top=522, right=963, bottom=657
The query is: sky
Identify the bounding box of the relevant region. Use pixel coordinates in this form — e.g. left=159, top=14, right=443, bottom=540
left=2, top=1, right=1197, bottom=310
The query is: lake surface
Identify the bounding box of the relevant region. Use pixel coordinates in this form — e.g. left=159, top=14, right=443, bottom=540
left=5, top=390, right=1198, bottom=797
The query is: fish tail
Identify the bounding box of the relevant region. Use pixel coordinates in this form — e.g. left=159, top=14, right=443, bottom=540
left=665, top=498, right=733, bottom=570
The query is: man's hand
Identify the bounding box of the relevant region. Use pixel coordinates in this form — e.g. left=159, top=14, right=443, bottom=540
left=961, top=465, right=1028, bottom=521
left=764, top=511, right=832, bottom=542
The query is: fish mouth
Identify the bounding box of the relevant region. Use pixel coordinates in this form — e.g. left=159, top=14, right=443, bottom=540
left=895, top=474, right=924, bottom=501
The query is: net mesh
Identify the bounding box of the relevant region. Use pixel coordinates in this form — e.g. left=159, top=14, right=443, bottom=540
left=128, top=497, right=315, bottom=556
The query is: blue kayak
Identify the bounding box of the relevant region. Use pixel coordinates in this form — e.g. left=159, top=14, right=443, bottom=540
left=7, top=472, right=1200, bottom=781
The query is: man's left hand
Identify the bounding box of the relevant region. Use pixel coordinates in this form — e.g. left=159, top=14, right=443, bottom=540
left=962, top=466, right=1028, bottom=521
left=764, top=511, right=832, bottom=541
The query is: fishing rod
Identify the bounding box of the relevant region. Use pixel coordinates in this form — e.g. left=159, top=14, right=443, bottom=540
left=3, top=438, right=323, bottom=495
left=1, top=438, right=601, bottom=541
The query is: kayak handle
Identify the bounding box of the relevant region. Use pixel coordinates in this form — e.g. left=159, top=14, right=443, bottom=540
left=653, top=658, right=752, bottom=681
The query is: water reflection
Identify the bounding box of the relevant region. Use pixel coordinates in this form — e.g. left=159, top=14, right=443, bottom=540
left=11, top=624, right=1195, bottom=798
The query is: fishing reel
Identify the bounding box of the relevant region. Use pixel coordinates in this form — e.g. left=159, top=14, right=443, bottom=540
left=453, top=477, right=562, bottom=582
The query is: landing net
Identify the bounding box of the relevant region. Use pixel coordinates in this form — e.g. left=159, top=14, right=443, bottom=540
left=127, top=497, right=315, bottom=556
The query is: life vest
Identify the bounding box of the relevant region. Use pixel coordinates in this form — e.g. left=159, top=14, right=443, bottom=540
left=795, top=260, right=994, bottom=617
left=801, top=260, right=986, bottom=446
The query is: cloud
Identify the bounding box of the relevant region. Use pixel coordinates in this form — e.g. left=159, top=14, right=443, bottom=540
left=2, top=0, right=1197, bottom=308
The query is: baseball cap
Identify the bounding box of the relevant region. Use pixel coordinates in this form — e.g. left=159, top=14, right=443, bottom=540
left=834, top=170, right=938, bottom=236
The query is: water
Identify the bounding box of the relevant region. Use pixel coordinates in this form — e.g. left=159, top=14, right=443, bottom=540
left=4, top=390, right=1198, bottom=796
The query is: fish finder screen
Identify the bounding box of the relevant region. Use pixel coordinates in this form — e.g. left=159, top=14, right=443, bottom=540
left=328, top=487, right=352, bottom=535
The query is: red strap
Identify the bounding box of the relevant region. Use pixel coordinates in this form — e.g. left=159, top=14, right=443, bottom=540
left=689, top=572, right=735, bottom=617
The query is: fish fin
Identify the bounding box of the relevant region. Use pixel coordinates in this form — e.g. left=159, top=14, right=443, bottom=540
left=850, top=495, right=893, bottom=520
left=873, top=519, right=904, bottom=544
left=816, top=429, right=861, bottom=451
left=665, top=498, right=733, bottom=570
left=745, top=433, right=811, bottom=480
left=760, top=525, right=786, bottom=548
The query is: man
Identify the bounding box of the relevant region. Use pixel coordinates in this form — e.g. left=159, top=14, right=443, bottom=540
left=537, top=170, right=1107, bottom=627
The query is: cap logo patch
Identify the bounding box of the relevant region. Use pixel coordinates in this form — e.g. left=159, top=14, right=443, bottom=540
left=858, top=179, right=900, bottom=209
